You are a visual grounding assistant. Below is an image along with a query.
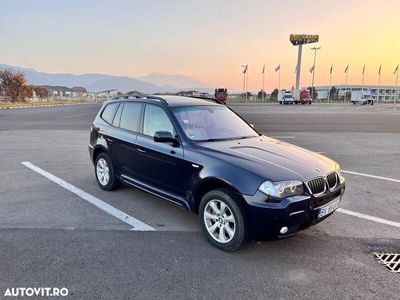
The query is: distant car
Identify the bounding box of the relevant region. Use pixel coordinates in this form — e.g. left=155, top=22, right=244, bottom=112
left=89, top=95, right=346, bottom=251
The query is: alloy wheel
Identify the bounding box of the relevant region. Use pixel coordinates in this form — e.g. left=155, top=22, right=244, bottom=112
left=96, top=158, right=110, bottom=186
left=203, top=199, right=236, bottom=243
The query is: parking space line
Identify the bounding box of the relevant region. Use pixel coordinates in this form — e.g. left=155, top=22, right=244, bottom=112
left=21, top=161, right=155, bottom=231
left=272, top=136, right=296, bottom=139
left=337, top=208, right=400, bottom=228
left=342, top=170, right=400, bottom=183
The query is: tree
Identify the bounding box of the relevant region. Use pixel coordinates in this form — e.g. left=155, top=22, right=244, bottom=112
left=257, top=90, right=266, bottom=99
left=241, top=92, right=252, bottom=100
left=33, top=86, right=49, bottom=98
left=307, top=86, right=318, bottom=100
left=270, top=88, right=279, bottom=101
left=0, top=70, right=33, bottom=102
left=329, top=86, right=337, bottom=100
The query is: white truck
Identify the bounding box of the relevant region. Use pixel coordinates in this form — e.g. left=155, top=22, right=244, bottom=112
left=278, top=90, right=295, bottom=105
left=351, top=90, right=374, bottom=105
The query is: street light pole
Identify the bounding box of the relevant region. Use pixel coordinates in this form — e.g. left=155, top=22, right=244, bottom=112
left=311, top=47, right=321, bottom=101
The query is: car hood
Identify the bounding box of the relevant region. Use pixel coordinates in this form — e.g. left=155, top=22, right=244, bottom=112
left=197, top=136, right=338, bottom=182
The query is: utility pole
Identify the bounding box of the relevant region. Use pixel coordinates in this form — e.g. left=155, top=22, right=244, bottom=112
left=378, top=64, right=382, bottom=103
left=275, top=64, right=281, bottom=91
left=394, top=65, right=399, bottom=104
left=242, top=64, right=248, bottom=102
left=246, top=66, right=249, bottom=102
left=344, top=64, right=349, bottom=102
left=362, top=64, right=365, bottom=87
left=262, top=64, right=265, bottom=102
left=328, top=64, right=333, bottom=103
left=310, top=47, right=321, bottom=101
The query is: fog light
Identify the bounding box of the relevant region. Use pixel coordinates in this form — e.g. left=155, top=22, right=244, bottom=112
left=280, top=226, right=288, bottom=234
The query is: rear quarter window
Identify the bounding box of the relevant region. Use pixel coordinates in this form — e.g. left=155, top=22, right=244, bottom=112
left=101, top=103, right=119, bottom=124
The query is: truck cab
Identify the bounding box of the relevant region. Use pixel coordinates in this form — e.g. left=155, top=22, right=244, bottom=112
left=278, top=90, right=294, bottom=105
left=299, top=89, right=312, bottom=105
left=214, top=88, right=228, bottom=103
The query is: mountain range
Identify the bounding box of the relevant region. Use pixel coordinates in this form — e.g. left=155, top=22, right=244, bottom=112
left=0, top=64, right=214, bottom=94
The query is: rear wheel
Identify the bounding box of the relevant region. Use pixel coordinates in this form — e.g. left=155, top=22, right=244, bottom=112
left=95, top=152, right=120, bottom=191
left=199, top=188, right=248, bottom=251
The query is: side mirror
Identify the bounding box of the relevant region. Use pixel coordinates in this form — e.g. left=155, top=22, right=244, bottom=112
left=154, top=131, right=178, bottom=144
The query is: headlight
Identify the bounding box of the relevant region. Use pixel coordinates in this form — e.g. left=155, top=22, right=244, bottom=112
left=336, top=165, right=345, bottom=184
left=259, top=180, right=304, bottom=199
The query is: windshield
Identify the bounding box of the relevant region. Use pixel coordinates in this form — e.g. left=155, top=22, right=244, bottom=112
left=172, top=105, right=259, bottom=141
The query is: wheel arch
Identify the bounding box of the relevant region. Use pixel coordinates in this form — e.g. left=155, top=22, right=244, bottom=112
left=192, top=177, right=244, bottom=214
left=92, top=145, right=108, bottom=164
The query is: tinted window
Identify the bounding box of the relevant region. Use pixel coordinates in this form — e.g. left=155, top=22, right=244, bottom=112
left=112, top=103, right=123, bottom=127
left=143, top=105, right=174, bottom=137
left=120, top=102, right=142, bottom=132
left=101, top=103, right=118, bottom=124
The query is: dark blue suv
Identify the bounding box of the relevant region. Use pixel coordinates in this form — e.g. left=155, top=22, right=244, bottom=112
left=89, top=95, right=345, bottom=251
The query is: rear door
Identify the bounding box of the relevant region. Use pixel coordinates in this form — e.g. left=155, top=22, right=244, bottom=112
left=108, top=102, right=144, bottom=179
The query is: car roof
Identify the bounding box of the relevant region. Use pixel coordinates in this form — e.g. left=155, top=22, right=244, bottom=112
left=108, top=95, right=221, bottom=107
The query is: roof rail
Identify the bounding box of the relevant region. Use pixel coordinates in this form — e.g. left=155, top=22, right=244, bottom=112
left=112, top=94, right=168, bottom=105
left=187, top=96, right=225, bottom=105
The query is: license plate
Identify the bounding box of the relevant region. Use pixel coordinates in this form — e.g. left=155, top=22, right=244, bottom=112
left=318, top=199, right=340, bottom=219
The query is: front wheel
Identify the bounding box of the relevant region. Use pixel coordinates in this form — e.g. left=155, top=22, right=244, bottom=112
left=199, top=188, right=248, bottom=251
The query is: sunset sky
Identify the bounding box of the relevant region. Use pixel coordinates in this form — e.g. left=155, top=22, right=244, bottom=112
left=1, top=0, right=400, bottom=92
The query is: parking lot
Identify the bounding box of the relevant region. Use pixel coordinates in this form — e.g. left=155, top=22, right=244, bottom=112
left=0, top=103, right=399, bottom=299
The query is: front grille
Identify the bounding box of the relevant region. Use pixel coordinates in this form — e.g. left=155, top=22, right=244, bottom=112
left=307, top=177, right=326, bottom=195
left=326, top=172, right=338, bottom=189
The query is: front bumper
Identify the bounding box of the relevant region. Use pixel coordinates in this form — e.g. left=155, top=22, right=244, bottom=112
left=242, top=183, right=346, bottom=238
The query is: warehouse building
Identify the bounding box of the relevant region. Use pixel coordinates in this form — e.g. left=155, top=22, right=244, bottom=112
left=311, top=85, right=400, bottom=102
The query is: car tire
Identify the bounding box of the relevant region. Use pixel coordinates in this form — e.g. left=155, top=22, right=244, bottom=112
left=95, top=152, right=120, bottom=191
left=199, top=188, right=248, bottom=251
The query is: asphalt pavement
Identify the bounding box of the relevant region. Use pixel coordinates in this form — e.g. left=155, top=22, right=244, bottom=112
left=0, top=103, right=399, bottom=299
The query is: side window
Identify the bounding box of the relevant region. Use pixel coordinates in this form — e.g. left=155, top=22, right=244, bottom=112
left=112, top=103, right=123, bottom=127
left=101, top=103, right=118, bottom=124
left=120, top=102, right=143, bottom=132
left=143, top=104, right=174, bottom=137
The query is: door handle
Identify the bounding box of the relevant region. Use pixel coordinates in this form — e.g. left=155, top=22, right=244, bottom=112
left=137, top=148, right=146, bottom=154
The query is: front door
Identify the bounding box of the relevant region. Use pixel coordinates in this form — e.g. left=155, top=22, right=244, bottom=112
left=135, top=104, right=185, bottom=198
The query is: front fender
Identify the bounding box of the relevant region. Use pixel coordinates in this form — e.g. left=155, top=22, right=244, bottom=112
left=198, top=163, right=264, bottom=196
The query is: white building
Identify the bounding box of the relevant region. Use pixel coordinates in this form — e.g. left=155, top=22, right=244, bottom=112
left=96, top=90, right=119, bottom=98
left=311, top=85, right=400, bottom=102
